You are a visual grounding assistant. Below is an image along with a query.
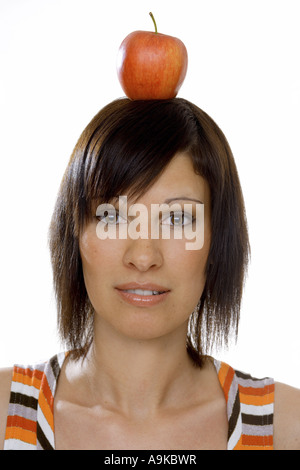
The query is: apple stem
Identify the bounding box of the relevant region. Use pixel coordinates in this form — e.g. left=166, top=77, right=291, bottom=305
left=149, top=12, right=158, bottom=34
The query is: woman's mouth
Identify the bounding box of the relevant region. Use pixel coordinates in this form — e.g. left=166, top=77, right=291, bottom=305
left=115, top=283, right=170, bottom=307
left=122, top=289, right=165, bottom=296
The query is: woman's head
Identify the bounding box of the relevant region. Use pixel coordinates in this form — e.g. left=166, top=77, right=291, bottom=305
left=49, top=97, right=250, bottom=364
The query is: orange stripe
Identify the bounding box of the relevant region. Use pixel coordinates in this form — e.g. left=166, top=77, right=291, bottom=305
left=218, top=362, right=230, bottom=388
left=233, top=434, right=273, bottom=450
left=13, top=366, right=44, bottom=382
left=38, top=389, right=54, bottom=431
left=41, top=376, right=54, bottom=411
left=244, top=445, right=273, bottom=450
left=12, top=371, right=42, bottom=390
left=236, top=443, right=273, bottom=450
left=233, top=435, right=244, bottom=450
left=6, top=415, right=36, bottom=433
left=242, top=434, right=273, bottom=447
left=5, top=426, right=36, bottom=445
left=240, top=391, right=274, bottom=406
left=239, top=383, right=275, bottom=396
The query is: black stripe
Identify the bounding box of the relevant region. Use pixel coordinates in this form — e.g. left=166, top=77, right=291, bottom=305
left=10, top=391, right=38, bottom=410
left=235, top=370, right=268, bottom=381
left=242, top=413, right=274, bottom=426
left=49, top=354, right=61, bottom=381
left=228, top=388, right=240, bottom=440
left=37, top=422, right=54, bottom=450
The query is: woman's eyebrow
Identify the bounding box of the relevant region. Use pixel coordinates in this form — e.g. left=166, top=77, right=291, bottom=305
left=164, top=197, right=204, bottom=204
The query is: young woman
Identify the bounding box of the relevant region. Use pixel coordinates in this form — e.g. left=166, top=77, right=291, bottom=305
left=0, top=98, right=299, bottom=450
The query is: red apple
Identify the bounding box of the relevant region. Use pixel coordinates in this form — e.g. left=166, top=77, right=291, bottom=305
left=117, top=13, right=188, bottom=100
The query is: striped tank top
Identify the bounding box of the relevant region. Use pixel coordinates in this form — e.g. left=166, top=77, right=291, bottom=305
left=3, top=353, right=275, bottom=450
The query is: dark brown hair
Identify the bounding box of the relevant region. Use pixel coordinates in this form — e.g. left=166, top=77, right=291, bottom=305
left=49, top=97, right=250, bottom=365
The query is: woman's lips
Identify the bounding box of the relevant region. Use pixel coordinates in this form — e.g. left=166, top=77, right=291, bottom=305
left=115, top=283, right=170, bottom=307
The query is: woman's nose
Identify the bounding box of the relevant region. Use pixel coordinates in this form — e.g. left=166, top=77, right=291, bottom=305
left=122, top=238, right=163, bottom=272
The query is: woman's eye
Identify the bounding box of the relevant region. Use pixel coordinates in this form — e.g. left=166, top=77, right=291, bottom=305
left=97, top=210, right=127, bottom=224
left=162, top=211, right=194, bottom=226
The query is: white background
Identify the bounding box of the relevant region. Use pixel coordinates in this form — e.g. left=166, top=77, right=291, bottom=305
left=0, top=0, right=299, bottom=387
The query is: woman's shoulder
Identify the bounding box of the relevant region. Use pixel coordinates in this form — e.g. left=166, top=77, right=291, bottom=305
left=0, top=352, right=66, bottom=450
left=0, top=367, right=14, bottom=449
left=274, top=381, right=300, bottom=450
left=214, top=357, right=300, bottom=450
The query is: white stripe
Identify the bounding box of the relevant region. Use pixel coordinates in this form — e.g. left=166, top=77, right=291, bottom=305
left=241, top=402, right=274, bottom=416
left=237, top=376, right=274, bottom=389
left=227, top=411, right=243, bottom=450
left=11, top=381, right=39, bottom=400
left=227, top=378, right=239, bottom=420
left=57, top=351, right=66, bottom=368
left=213, top=358, right=221, bottom=374
left=37, top=404, right=55, bottom=448
left=4, top=438, right=36, bottom=450
left=243, top=423, right=273, bottom=436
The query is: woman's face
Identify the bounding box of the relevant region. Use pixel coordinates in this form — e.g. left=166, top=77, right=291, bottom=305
left=79, top=153, right=211, bottom=341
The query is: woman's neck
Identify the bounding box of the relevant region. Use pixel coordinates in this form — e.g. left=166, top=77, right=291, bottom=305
left=67, top=318, right=202, bottom=420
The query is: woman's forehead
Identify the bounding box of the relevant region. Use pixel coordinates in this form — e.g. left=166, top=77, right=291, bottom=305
left=89, top=152, right=210, bottom=207
left=129, top=153, right=210, bottom=203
